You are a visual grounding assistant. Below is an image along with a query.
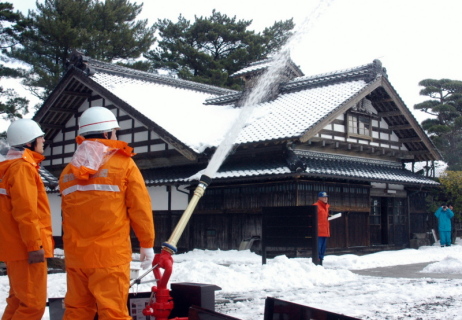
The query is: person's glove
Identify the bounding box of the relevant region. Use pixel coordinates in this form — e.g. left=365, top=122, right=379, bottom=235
left=140, top=247, right=154, bottom=270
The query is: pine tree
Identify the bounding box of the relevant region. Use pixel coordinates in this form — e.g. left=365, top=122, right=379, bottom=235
left=414, top=79, right=462, bottom=170
left=144, top=10, right=294, bottom=89
left=0, top=2, right=29, bottom=123
left=6, top=0, right=156, bottom=100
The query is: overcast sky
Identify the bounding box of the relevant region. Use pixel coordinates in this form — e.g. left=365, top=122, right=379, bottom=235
left=5, top=0, right=462, bottom=125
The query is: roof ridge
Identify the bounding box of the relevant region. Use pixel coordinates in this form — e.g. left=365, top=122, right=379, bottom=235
left=86, top=58, right=236, bottom=96
left=204, top=92, right=243, bottom=105
left=230, top=56, right=304, bottom=78
left=205, top=59, right=386, bottom=106
left=281, top=59, right=387, bottom=93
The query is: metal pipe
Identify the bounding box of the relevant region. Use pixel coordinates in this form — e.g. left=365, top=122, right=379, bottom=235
left=163, top=174, right=212, bottom=253
left=142, top=175, right=212, bottom=318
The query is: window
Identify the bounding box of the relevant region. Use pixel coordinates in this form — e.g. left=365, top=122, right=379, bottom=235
left=370, top=197, right=381, bottom=225
left=347, top=113, right=372, bottom=139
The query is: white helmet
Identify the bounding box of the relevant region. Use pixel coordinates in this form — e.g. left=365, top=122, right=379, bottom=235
left=78, top=107, right=120, bottom=136
left=7, top=119, right=45, bottom=147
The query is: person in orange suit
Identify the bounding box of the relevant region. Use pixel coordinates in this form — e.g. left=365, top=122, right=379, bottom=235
left=59, top=107, right=155, bottom=320
left=0, top=119, right=54, bottom=320
left=313, top=191, right=330, bottom=266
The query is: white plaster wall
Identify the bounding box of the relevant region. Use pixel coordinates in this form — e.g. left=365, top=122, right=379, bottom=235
left=149, top=185, right=189, bottom=211
left=371, top=182, right=386, bottom=189
left=48, top=185, right=190, bottom=237
left=48, top=193, right=62, bottom=236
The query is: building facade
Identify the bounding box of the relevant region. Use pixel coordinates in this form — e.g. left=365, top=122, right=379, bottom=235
left=35, top=53, right=441, bottom=254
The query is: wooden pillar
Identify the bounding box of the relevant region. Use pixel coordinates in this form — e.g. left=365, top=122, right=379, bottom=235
left=345, top=212, right=349, bottom=248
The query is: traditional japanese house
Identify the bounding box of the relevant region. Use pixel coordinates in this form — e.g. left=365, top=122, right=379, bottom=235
left=35, top=51, right=442, bottom=255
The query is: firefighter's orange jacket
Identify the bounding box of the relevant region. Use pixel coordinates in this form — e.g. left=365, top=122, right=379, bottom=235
left=59, top=137, right=155, bottom=268
left=313, top=200, right=330, bottom=237
left=0, top=149, right=53, bottom=261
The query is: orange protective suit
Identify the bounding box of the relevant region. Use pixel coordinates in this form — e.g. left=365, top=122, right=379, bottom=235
left=59, top=137, right=154, bottom=320
left=0, top=148, right=53, bottom=320
left=313, top=200, right=330, bottom=237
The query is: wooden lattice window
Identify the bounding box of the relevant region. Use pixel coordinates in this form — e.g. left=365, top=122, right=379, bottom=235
left=370, top=197, right=381, bottom=225
left=347, top=113, right=372, bottom=140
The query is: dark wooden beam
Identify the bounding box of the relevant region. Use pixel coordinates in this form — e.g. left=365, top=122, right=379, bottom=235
left=400, top=137, right=422, bottom=143
left=374, top=98, right=394, bottom=103
left=377, top=110, right=402, bottom=117
left=62, top=90, right=91, bottom=97
left=41, top=123, right=65, bottom=130
left=409, top=150, right=431, bottom=155
left=49, top=107, right=75, bottom=114
left=389, top=124, right=413, bottom=130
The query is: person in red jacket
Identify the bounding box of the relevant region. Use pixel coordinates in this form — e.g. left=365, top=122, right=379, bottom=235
left=0, top=119, right=54, bottom=320
left=313, top=191, right=330, bottom=266
left=59, top=107, right=155, bottom=320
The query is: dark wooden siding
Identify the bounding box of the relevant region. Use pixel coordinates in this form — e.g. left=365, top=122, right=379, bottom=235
left=409, top=191, right=437, bottom=235
left=137, top=182, right=434, bottom=254
left=169, top=180, right=373, bottom=252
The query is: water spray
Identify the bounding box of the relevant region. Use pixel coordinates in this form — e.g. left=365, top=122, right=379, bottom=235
left=141, top=1, right=335, bottom=318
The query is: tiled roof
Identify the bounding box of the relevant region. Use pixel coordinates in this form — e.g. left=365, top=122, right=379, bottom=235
left=88, top=58, right=234, bottom=96
left=141, top=151, right=438, bottom=186
left=141, top=159, right=291, bottom=185
left=230, top=57, right=304, bottom=78
left=204, top=92, right=243, bottom=105
left=91, top=71, right=238, bottom=153
left=294, top=150, right=439, bottom=186
left=210, top=59, right=384, bottom=106
left=230, top=59, right=275, bottom=77
left=282, top=60, right=385, bottom=93
left=39, top=167, right=59, bottom=191
left=234, top=80, right=369, bottom=144
left=41, top=54, right=441, bottom=165
left=88, top=58, right=413, bottom=156
left=91, top=69, right=370, bottom=153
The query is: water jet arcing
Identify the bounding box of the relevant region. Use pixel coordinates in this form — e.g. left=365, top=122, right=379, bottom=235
left=203, top=0, right=334, bottom=179
left=140, top=1, right=335, bottom=318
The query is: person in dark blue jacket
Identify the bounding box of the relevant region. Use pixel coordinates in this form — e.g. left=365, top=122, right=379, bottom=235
left=434, top=204, right=454, bottom=247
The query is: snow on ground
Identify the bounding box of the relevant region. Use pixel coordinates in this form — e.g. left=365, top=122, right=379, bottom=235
left=1, top=239, right=461, bottom=320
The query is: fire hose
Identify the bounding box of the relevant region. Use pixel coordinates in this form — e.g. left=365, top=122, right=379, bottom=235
left=135, top=175, right=212, bottom=320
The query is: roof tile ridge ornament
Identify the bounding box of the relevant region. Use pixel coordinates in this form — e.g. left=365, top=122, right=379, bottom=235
left=65, top=49, right=94, bottom=76
left=368, top=59, right=387, bottom=81
left=284, top=144, right=307, bottom=173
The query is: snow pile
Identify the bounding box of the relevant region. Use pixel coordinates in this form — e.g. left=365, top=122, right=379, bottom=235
left=421, top=256, right=462, bottom=274
left=0, top=239, right=461, bottom=319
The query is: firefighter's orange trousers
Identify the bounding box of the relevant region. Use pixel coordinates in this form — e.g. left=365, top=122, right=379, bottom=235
left=63, top=263, right=131, bottom=320
left=2, top=259, right=47, bottom=320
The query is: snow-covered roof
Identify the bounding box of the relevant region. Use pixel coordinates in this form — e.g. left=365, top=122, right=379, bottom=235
left=39, top=167, right=59, bottom=191
left=34, top=55, right=442, bottom=170
left=234, top=80, right=368, bottom=145
left=93, top=72, right=238, bottom=153
left=93, top=71, right=369, bottom=153
left=230, top=59, right=275, bottom=77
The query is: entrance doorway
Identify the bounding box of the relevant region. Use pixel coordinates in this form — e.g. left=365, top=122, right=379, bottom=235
left=370, top=197, right=407, bottom=246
